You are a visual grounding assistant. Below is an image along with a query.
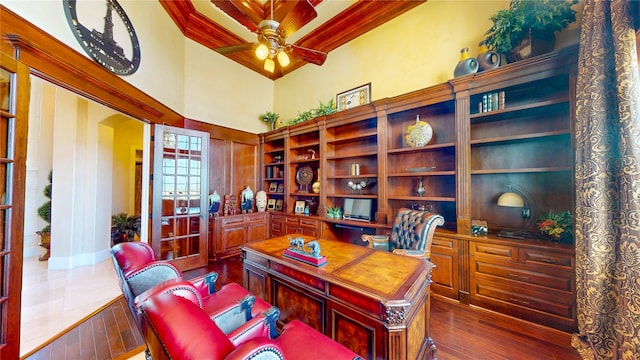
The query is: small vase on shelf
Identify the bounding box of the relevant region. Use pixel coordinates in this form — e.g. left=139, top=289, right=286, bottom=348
left=477, top=40, right=500, bottom=71
left=453, top=47, right=479, bottom=77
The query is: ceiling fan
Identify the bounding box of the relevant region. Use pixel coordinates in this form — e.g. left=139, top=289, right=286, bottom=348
left=212, top=0, right=328, bottom=73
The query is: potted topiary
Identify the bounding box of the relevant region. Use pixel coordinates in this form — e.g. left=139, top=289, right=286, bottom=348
left=111, top=212, right=141, bottom=245
left=36, top=170, right=52, bottom=261
left=485, top=0, right=578, bottom=62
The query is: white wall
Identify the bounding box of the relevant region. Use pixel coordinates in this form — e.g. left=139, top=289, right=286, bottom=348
left=1, top=0, right=272, bottom=132
left=24, top=77, right=146, bottom=269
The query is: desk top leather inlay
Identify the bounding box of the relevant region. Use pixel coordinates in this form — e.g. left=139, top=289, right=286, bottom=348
left=243, top=235, right=432, bottom=302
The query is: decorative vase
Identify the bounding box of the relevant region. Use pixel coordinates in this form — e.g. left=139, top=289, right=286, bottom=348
left=477, top=40, right=500, bottom=71
left=453, top=47, right=479, bottom=77
left=312, top=169, right=320, bottom=194
left=404, top=115, right=433, bottom=148
left=417, top=179, right=426, bottom=197
left=508, top=29, right=555, bottom=63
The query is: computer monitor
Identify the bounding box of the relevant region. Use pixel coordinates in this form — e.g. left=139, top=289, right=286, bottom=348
left=343, top=198, right=373, bottom=222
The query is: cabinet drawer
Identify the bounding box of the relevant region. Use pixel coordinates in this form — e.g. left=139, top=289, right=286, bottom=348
left=221, top=217, right=244, bottom=226
left=285, top=216, right=300, bottom=226
left=471, top=242, right=517, bottom=261
left=474, top=279, right=575, bottom=319
left=299, top=218, right=318, bottom=228
left=246, top=213, right=267, bottom=223
left=474, top=260, right=574, bottom=292
left=521, top=248, right=574, bottom=270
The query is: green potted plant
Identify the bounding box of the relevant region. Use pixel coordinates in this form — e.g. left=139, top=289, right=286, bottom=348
left=485, top=0, right=578, bottom=62
left=537, top=210, right=573, bottom=242
left=260, top=111, right=279, bottom=131
left=326, top=207, right=342, bottom=219
left=36, top=170, right=52, bottom=261
left=111, top=212, right=141, bottom=245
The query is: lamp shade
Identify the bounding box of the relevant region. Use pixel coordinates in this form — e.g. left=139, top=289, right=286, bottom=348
left=277, top=51, right=290, bottom=67
left=497, top=191, right=524, bottom=207
left=256, top=44, right=269, bottom=60
left=263, top=58, right=275, bottom=73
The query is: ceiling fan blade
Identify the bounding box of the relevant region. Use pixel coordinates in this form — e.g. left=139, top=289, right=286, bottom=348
left=211, top=0, right=260, bottom=32
left=215, top=43, right=256, bottom=55
left=288, top=45, right=327, bottom=66
left=277, top=0, right=317, bottom=37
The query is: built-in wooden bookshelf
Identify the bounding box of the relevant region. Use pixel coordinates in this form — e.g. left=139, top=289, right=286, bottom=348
left=259, top=45, right=578, bottom=332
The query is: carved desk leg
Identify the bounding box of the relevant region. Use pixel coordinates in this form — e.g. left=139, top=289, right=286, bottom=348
left=428, top=337, right=437, bottom=360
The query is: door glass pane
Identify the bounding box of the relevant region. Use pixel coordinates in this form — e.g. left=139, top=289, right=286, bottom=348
left=158, top=131, right=204, bottom=256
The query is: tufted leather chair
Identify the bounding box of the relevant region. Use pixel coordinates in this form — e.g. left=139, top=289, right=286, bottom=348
left=110, top=242, right=273, bottom=338
left=135, top=280, right=280, bottom=345
left=361, top=208, right=445, bottom=260
left=139, top=291, right=364, bottom=360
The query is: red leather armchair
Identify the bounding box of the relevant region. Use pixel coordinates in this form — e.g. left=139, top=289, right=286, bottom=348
left=110, top=242, right=272, bottom=334
left=139, top=291, right=364, bottom=360
left=134, top=279, right=279, bottom=342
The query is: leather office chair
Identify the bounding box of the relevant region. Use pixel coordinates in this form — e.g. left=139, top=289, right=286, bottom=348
left=361, top=208, right=444, bottom=260
left=139, top=291, right=364, bottom=360
left=110, top=242, right=272, bottom=335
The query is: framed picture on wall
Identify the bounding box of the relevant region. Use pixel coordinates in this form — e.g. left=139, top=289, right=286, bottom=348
left=337, top=83, right=371, bottom=111
left=294, top=200, right=305, bottom=214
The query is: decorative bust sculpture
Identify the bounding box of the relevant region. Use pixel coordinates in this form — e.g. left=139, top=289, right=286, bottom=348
left=256, top=190, right=267, bottom=212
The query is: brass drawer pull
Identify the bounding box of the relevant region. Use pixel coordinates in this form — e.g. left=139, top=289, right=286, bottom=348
left=538, top=258, right=557, bottom=264
left=508, top=273, right=529, bottom=280
left=485, top=250, right=504, bottom=255
left=509, top=297, right=530, bottom=305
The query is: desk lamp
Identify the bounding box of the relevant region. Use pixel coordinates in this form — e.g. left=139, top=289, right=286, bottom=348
left=497, top=185, right=533, bottom=239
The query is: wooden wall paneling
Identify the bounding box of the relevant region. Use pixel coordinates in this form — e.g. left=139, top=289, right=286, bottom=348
left=184, top=119, right=260, bottom=212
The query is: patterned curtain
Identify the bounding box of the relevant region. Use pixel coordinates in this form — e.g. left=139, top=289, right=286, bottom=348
left=571, top=1, right=640, bottom=359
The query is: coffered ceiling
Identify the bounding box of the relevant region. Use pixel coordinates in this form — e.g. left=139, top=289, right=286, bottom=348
left=159, top=0, right=426, bottom=80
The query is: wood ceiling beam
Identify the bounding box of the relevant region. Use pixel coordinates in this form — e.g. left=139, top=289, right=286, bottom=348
left=160, top=0, right=426, bottom=80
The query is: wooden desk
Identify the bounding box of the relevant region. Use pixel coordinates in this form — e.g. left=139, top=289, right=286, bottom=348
left=242, top=235, right=435, bottom=360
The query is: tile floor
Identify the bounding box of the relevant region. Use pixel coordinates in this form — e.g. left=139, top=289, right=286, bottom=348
left=20, top=256, right=122, bottom=357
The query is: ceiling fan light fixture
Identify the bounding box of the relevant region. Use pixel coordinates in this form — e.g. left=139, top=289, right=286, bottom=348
left=256, top=44, right=269, bottom=60
left=277, top=50, right=290, bottom=67
left=264, top=58, right=275, bottom=73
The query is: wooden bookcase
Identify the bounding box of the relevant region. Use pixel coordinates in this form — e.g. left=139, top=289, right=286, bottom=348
left=259, top=46, right=578, bottom=332
left=262, top=134, right=286, bottom=212
left=287, top=122, right=321, bottom=215
left=324, top=110, right=379, bottom=220
left=384, top=84, right=457, bottom=228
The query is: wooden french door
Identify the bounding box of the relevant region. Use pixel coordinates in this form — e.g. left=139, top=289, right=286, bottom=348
left=0, top=52, right=29, bottom=359
left=152, top=125, right=209, bottom=271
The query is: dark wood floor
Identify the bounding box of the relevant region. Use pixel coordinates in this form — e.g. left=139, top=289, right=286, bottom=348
left=25, top=255, right=582, bottom=360
left=24, top=296, right=145, bottom=360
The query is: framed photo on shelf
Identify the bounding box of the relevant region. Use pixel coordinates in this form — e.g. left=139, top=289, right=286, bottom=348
left=275, top=199, right=283, bottom=211
left=277, top=183, right=284, bottom=193
left=269, top=182, right=278, bottom=192
left=267, top=199, right=276, bottom=211
left=294, top=200, right=305, bottom=214
left=337, top=83, right=371, bottom=111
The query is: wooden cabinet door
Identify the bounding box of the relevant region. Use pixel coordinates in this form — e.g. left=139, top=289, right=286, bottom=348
left=247, top=219, right=268, bottom=243
left=152, top=125, right=209, bottom=271
left=222, top=224, right=245, bottom=254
